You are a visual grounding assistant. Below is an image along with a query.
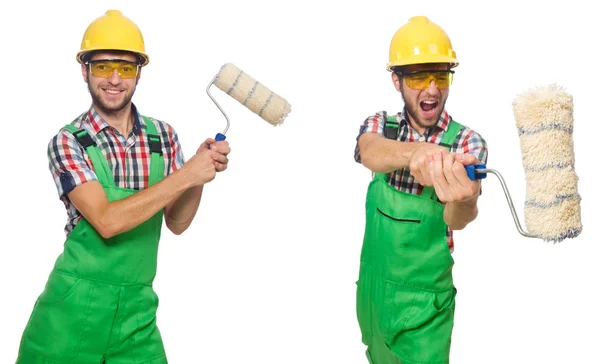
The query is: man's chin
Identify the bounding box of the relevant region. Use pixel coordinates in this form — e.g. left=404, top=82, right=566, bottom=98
left=416, top=117, right=439, bottom=129
left=93, top=98, right=129, bottom=113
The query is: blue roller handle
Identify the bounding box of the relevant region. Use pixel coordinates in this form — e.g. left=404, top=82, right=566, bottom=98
left=465, top=164, right=487, bottom=180
left=209, top=133, right=226, bottom=150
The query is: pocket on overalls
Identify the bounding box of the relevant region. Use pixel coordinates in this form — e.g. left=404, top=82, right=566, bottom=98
left=430, top=287, right=457, bottom=313
left=37, top=271, right=82, bottom=303
left=391, top=287, right=456, bottom=363
left=400, top=287, right=457, bottom=330
left=22, top=271, right=89, bottom=360
left=371, top=206, right=422, bottom=252
left=376, top=207, right=422, bottom=224
left=378, top=282, right=421, bottom=345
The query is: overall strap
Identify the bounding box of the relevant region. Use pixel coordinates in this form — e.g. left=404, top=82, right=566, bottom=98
left=141, top=116, right=165, bottom=187
left=440, top=119, right=464, bottom=148
left=373, top=112, right=398, bottom=183
left=63, top=124, right=115, bottom=188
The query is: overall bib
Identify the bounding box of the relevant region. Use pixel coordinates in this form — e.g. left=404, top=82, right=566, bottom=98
left=17, top=117, right=168, bottom=364
left=356, top=117, right=464, bottom=364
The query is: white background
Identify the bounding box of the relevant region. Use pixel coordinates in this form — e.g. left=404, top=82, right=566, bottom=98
left=0, top=0, right=597, bottom=363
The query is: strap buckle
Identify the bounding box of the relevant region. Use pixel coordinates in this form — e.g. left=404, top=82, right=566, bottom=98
left=383, top=112, right=399, bottom=140
left=73, top=130, right=96, bottom=148
left=147, top=134, right=163, bottom=155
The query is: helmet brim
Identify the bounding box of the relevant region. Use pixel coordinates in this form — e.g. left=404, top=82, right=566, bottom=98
left=387, top=55, right=458, bottom=72
left=76, top=49, right=149, bottom=67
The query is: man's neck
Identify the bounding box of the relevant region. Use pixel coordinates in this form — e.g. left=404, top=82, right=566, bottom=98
left=95, top=103, right=133, bottom=136
left=404, top=113, right=427, bottom=136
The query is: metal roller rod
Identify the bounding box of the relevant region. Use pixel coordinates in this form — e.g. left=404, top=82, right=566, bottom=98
left=206, top=75, right=230, bottom=135
left=476, top=168, right=537, bottom=238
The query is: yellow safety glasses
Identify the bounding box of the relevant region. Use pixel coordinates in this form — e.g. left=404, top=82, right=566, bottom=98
left=87, top=60, right=139, bottom=79
left=402, top=70, right=454, bottom=90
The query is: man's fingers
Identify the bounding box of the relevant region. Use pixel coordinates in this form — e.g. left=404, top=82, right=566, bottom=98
left=453, top=161, right=475, bottom=187
left=456, top=153, right=480, bottom=165
left=443, top=154, right=463, bottom=187
left=410, top=155, right=428, bottom=186
left=210, top=151, right=228, bottom=165
left=417, top=162, right=432, bottom=186
left=203, top=138, right=216, bottom=147
left=453, top=154, right=482, bottom=191
left=209, top=141, right=231, bottom=155
left=432, top=152, right=449, bottom=190
left=214, top=162, right=228, bottom=172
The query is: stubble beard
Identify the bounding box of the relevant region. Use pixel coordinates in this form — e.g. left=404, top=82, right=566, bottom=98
left=402, top=93, right=445, bottom=131
left=87, top=81, right=135, bottom=114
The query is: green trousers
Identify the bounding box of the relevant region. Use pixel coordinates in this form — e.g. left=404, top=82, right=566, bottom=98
left=17, top=117, right=168, bottom=364
left=356, top=119, right=464, bottom=363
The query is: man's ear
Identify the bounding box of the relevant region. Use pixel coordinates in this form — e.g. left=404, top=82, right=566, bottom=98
left=81, top=64, right=88, bottom=83
left=391, top=72, right=402, bottom=92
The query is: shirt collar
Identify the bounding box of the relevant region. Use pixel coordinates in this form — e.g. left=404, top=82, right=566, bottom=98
left=83, top=103, right=144, bottom=136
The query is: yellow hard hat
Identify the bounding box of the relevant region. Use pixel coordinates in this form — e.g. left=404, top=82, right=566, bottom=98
left=387, top=16, right=458, bottom=71
left=76, top=10, right=149, bottom=66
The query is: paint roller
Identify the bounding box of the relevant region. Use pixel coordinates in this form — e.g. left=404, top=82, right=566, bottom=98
left=465, top=84, right=582, bottom=242
left=206, top=63, right=292, bottom=142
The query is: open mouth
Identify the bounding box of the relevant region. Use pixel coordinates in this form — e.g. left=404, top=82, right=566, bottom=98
left=420, top=100, right=438, bottom=117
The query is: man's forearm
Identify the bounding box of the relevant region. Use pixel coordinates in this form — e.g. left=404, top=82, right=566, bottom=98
left=443, top=196, right=479, bottom=230
left=99, top=168, right=195, bottom=238
left=164, top=185, right=204, bottom=235
left=358, top=133, right=421, bottom=173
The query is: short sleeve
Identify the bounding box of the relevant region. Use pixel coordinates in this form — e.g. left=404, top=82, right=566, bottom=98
left=354, top=111, right=387, bottom=164
left=165, top=124, right=185, bottom=175
left=461, top=129, right=488, bottom=165
left=47, top=129, right=98, bottom=199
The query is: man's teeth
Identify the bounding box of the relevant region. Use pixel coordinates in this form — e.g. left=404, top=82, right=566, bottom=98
left=106, top=90, right=121, bottom=94
left=423, top=101, right=436, bottom=104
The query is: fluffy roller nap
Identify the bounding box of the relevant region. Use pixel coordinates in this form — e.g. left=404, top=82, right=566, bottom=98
left=213, top=63, right=291, bottom=126
left=512, top=84, right=582, bottom=242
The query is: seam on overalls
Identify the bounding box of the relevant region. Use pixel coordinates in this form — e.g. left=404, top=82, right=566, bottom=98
left=380, top=275, right=454, bottom=294
left=362, top=263, right=453, bottom=294
left=115, top=287, right=125, bottom=354
left=133, top=290, right=143, bottom=362
left=21, top=353, right=72, bottom=364
left=103, top=286, right=122, bottom=357
left=394, top=354, right=449, bottom=364
left=398, top=289, right=422, bottom=334
left=54, top=269, right=152, bottom=287
left=74, top=279, right=95, bottom=362
left=35, top=274, right=83, bottom=305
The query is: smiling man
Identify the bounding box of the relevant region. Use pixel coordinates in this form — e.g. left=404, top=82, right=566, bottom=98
left=16, top=10, right=230, bottom=364
left=354, top=16, right=488, bottom=364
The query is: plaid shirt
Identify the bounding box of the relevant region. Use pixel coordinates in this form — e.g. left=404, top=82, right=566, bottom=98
left=48, top=103, right=185, bottom=236
left=354, top=109, right=488, bottom=252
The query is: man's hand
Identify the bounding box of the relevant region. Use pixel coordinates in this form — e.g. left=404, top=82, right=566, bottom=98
left=162, top=138, right=230, bottom=235
left=182, top=146, right=218, bottom=187
left=196, top=138, right=231, bottom=172
left=408, top=143, right=451, bottom=186
left=429, top=152, right=481, bottom=203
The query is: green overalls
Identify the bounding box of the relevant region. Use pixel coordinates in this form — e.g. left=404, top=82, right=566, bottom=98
left=17, top=117, right=168, bottom=364
left=356, top=116, right=464, bottom=364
